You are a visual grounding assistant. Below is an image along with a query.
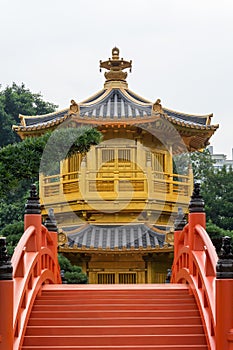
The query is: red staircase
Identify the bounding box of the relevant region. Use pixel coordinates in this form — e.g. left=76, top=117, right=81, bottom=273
left=1, top=184, right=233, bottom=350
left=21, top=284, right=208, bottom=350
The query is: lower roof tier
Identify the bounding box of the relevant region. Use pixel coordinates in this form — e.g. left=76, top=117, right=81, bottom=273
left=58, top=223, right=173, bottom=253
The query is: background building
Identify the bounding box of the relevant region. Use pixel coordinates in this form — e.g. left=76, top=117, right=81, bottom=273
left=208, top=146, right=233, bottom=170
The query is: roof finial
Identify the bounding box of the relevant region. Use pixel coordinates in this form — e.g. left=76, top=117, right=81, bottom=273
left=100, top=47, right=132, bottom=86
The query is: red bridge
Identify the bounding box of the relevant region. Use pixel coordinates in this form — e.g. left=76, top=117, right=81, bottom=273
left=0, top=184, right=233, bottom=350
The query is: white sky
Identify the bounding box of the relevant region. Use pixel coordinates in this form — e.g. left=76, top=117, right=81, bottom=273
left=1, top=0, right=233, bottom=158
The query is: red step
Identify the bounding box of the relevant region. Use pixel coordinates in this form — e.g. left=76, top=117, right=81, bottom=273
left=23, top=334, right=207, bottom=346
left=22, top=284, right=208, bottom=350
left=22, top=346, right=208, bottom=350
left=25, top=324, right=204, bottom=335
left=27, top=316, right=203, bottom=326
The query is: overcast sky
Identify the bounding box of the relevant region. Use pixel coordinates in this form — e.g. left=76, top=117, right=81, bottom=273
left=1, top=0, right=233, bottom=158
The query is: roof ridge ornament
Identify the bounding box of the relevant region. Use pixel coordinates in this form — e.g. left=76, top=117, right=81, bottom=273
left=100, top=47, right=132, bottom=88
left=152, top=99, right=163, bottom=114
left=69, top=99, right=80, bottom=115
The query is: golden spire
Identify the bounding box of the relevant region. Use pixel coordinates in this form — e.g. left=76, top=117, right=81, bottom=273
left=100, top=47, right=132, bottom=87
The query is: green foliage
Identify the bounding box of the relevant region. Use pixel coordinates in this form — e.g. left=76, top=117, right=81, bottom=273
left=40, top=127, right=102, bottom=175
left=0, top=221, right=24, bottom=256
left=0, top=201, right=25, bottom=227
left=0, top=127, right=102, bottom=197
left=206, top=221, right=233, bottom=254
left=63, top=271, right=88, bottom=284
left=58, top=254, right=88, bottom=284
left=190, top=149, right=233, bottom=232
left=0, top=134, right=50, bottom=198
left=190, top=149, right=215, bottom=182
left=0, top=221, right=24, bottom=237
left=0, top=83, right=102, bottom=261
left=0, top=125, right=101, bottom=257
left=0, top=82, right=57, bottom=147
left=202, top=166, right=233, bottom=231
left=173, top=153, right=190, bottom=176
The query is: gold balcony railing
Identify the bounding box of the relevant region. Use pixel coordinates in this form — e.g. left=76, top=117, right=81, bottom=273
left=41, top=169, right=191, bottom=201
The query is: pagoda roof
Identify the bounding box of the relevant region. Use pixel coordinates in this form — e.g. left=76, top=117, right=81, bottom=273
left=58, top=223, right=172, bottom=253
left=12, top=47, right=218, bottom=150
left=13, top=87, right=217, bottom=131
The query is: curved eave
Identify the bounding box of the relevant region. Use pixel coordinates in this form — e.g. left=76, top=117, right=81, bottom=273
left=58, top=223, right=172, bottom=253
left=58, top=244, right=173, bottom=253
left=12, top=87, right=218, bottom=137
left=163, top=114, right=219, bottom=132
left=13, top=114, right=70, bottom=133
left=18, top=108, right=69, bottom=126
left=164, top=107, right=213, bottom=126
left=12, top=113, right=219, bottom=135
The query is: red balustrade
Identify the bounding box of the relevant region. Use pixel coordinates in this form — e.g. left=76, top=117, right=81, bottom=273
left=172, top=210, right=217, bottom=350
left=172, top=208, right=233, bottom=350
left=0, top=211, right=61, bottom=350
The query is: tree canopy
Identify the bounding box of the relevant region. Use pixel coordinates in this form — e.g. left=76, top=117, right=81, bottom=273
left=0, top=126, right=102, bottom=198
left=0, top=83, right=102, bottom=283
left=190, top=149, right=233, bottom=235
left=0, top=82, right=57, bottom=147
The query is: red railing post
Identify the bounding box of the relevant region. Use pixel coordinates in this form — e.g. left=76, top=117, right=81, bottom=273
left=216, top=236, right=233, bottom=350
left=24, top=184, right=42, bottom=274
left=0, top=237, right=13, bottom=350
left=172, top=207, right=187, bottom=281
left=187, top=183, right=206, bottom=277
left=44, top=208, right=61, bottom=283
left=188, top=183, right=206, bottom=250
left=24, top=184, right=42, bottom=250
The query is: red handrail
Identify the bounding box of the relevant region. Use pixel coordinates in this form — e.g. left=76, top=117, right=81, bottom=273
left=11, top=223, right=61, bottom=350
left=172, top=217, right=218, bottom=350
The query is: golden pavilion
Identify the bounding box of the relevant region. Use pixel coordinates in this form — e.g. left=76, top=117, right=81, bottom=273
left=13, top=47, right=218, bottom=284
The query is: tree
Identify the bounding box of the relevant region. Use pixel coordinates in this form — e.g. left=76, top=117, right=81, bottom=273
left=206, top=221, right=233, bottom=254
left=0, top=84, right=102, bottom=278
left=0, top=127, right=102, bottom=199
left=0, top=126, right=102, bottom=259
left=202, top=166, right=233, bottom=231
left=190, top=149, right=215, bottom=182
left=0, top=82, right=57, bottom=147
left=189, top=149, right=233, bottom=232
left=58, top=254, right=88, bottom=284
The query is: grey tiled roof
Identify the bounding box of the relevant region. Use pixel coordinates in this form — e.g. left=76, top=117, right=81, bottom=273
left=24, top=110, right=69, bottom=126
left=65, top=224, right=169, bottom=251
left=79, top=89, right=152, bottom=119
left=163, top=109, right=208, bottom=126
left=14, top=87, right=216, bottom=132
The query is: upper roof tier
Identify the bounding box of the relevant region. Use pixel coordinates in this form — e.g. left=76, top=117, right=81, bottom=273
left=13, top=47, right=218, bottom=150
